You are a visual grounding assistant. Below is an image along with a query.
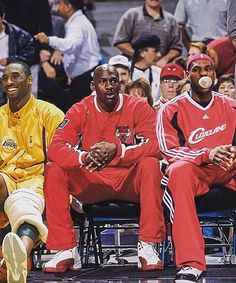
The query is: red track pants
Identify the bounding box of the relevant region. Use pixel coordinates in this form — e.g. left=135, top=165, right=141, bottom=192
left=44, top=157, right=166, bottom=250
left=164, top=161, right=236, bottom=271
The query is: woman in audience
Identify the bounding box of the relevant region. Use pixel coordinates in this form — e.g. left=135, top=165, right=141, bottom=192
left=128, top=78, right=153, bottom=107
left=214, top=74, right=236, bottom=99
left=175, top=78, right=191, bottom=96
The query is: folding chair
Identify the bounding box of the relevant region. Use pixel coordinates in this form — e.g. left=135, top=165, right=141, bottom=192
left=161, top=186, right=236, bottom=266
left=79, top=201, right=140, bottom=265
left=196, top=187, right=236, bottom=264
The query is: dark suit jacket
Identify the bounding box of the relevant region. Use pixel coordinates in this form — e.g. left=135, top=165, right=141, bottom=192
left=3, top=0, right=52, bottom=64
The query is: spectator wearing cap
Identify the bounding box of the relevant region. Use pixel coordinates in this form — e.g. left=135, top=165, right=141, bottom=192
left=130, top=34, right=162, bottom=103
left=153, top=63, right=185, bottom=111
left=108, top=55, right=131, bottom=93
left=113, top=0, right=182, bottom=68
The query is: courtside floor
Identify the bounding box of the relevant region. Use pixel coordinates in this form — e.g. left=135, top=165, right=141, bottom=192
left=27, top=264, right=236, bottom=283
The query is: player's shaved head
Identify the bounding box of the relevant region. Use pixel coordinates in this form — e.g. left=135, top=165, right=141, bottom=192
left=93, top=64, right=119, bottom=80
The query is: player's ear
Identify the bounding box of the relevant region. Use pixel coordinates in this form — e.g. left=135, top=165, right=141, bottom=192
left=28, top=75, right=33, bottom=86
left=186, top=71, right=190, bottom=79
left=213, top=70, right=216, bottom=81
left=90, top=81, right=95, bottom=91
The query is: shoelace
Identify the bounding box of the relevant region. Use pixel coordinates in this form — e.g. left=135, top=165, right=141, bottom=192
left=178, top=265, right=202, bottom=279
left=139, top=241, right=159, bottom=256
left=148, top=243, right=159, bottom=256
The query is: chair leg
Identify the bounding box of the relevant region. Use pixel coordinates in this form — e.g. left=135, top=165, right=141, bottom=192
left=78, top=216, right=86, bottom=263
left=96, top=226, right=103, bottom=264
left=85, top=221, right=94, bottom=264
left=161, top=236, right=174, bottom=265
left=233, top=211, right=236, bottom=256
left=91, top=224, right=99, bottom=264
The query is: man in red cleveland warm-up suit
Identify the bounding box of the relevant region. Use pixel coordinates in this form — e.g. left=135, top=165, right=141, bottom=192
left=157, top=54, right=236, bottom=283
left=43, top=64, right=166, bottom=273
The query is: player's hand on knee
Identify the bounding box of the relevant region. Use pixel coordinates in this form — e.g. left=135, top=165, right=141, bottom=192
left=209, top=144, right=234, bottom=170
left=229, top=146, right=236, bottom=163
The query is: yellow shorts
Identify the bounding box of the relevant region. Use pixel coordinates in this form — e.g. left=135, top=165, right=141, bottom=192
left=0, top=172, right=44, bottom=197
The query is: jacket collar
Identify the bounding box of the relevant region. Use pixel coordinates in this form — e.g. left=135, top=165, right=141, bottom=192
left=8, top=94, right=36, bottom=120
left=94, top=93, right=124, bottom=113
left=143, top=5, right=164, bottom=19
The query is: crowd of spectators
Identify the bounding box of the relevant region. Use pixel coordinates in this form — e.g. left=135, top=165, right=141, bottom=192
left=1, top=0, right=236, bottom=111
left=0, top=1, right=236, bottom=283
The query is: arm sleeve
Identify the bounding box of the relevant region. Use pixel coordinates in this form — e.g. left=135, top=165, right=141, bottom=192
left=113, top=9, right=134, bottom=46
left=8, top=29, right=35, bottom=65
left=44, top=106, right=65, bottom=145
left=118, top=102, right=162, bottom=166
left=156, top=105, right=211, bottom=165
left=47, top=104, right=87, bottom=169
left=168, top=16, right=183, bottom=53
left=227, top=0, right=236, bottom=40
left=174, top=0, right=187, bottom=25
left=49, top=23, right=83, bottom=54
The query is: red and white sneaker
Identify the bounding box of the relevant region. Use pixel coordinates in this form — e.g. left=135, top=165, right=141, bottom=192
left=137, top=240, right=164, bottom=271
left=43, top=246, right=81, bottom=273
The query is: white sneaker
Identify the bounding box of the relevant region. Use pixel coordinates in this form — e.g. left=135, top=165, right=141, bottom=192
left=175, top=266, right=204, bottom=282
left=43, top=246, right=81, bottom=273
left=2, top=232, right=27, bottom=283
left=137, top=240, right=164, bottom=271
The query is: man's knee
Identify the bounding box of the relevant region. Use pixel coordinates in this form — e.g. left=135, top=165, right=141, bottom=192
left=45, top=161, right=65, bottom=177
left=165, top=161, right=200, bottom=197
left=167, top=161, right=196, bottom=179
left=138, top=157, right=160, bottom=169
left=137, top=157, right=162, bottom=178
left=4, top=189, right=47, bottom=243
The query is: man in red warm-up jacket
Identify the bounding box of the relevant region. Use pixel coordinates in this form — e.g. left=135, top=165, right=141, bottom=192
left=43, top=64, right=166, bottom=273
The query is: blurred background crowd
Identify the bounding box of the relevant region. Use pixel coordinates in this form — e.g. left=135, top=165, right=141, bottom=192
left=0, top=0, right=235, bottom=113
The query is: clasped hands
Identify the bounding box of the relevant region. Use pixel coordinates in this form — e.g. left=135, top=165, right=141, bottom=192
left=84, top=141, right=117, bottom=172
left=209, top=144, right=236, bottom=171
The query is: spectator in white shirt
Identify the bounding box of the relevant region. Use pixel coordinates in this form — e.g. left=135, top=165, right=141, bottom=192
left=35, top=0, right=101, bottom=107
